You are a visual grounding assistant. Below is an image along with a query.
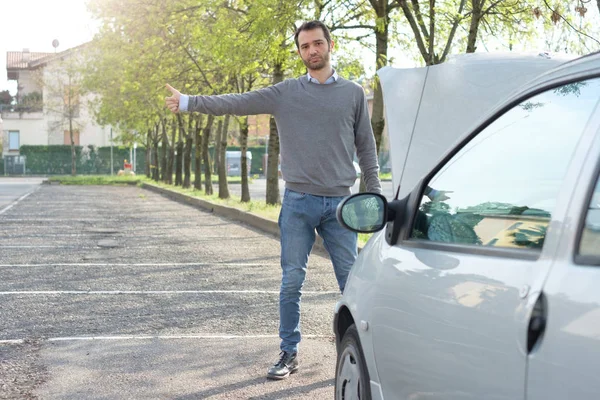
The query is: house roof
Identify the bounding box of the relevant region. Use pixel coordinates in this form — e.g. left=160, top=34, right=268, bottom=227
left=6, top=51, right=54, bottom=70
left=6, top=42, right=91, bottom=72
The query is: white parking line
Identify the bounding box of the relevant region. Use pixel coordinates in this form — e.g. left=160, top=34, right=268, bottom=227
left=0, top=246, right=78, bottom=248
left=0, top=262, right=281, bottom=267
left=0, top=290, right=339, bottom=295
left=0, top=190, right=36, bottom=216
left=0, top=334, right=333, bottom=345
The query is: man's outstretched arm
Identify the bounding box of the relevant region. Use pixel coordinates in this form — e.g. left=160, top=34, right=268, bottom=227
left=165, top=83, right=283, bottom=116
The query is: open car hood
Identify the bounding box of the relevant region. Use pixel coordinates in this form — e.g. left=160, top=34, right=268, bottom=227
left=378, top=52, right=571, bottom=199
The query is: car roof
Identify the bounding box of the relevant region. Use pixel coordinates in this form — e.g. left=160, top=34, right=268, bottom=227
left=378, top=51, right=598, bottom=199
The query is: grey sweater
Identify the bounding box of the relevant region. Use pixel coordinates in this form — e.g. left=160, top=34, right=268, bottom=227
left=185, top=75, right=381, bottom=196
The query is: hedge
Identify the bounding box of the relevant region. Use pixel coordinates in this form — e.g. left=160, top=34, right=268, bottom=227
left=15, top=145, right=267, bottom=175
left=19, top=145, right=146, bottom=175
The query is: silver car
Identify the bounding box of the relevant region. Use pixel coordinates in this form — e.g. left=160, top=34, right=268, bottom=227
left=334, top=52, right=600, bottom=400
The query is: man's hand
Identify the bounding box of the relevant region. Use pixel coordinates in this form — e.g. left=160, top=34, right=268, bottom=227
left=165, top=84, right=181, bottom=113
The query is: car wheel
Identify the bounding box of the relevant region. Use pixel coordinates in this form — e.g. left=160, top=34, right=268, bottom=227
left=335, top=324, right=372, bottom=400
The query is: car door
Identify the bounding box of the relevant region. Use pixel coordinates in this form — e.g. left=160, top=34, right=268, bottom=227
left=369, top=77, right=600, bottom=400
left=526, top=108, right=600, bottom=399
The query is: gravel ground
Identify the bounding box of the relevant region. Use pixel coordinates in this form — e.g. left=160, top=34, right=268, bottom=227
left=0, top=184, right=341, bottom=399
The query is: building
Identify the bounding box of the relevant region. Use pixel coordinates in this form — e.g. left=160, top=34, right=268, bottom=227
left=2, top=47, right=113, bottom=158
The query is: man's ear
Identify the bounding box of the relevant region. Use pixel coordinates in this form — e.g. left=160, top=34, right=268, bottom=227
left=329, top=40, right=335, bottom=52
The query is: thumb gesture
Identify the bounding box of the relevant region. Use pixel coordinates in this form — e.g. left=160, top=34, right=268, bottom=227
left=165, top=84, right=181, bottom=113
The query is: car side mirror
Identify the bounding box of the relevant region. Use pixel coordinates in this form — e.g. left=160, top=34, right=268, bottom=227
left=385, top=197, right=409, bottom=245
left=336, top=193, right=388, bottom=233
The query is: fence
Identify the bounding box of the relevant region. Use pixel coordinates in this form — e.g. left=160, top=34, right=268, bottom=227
left=10, top=145, right=268, bottom=176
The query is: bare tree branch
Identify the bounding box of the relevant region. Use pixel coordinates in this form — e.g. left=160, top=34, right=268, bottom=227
left=429, top=0, right=435, bottom=62
left=331, top=24, right=377, bottom=30
left=441, top=0, right=467, bottom=62
left=411, top=0, right=430, bottom=40
left=397, top=0, right=429, bottom=61
left=482, top=0, right=505, bottom=15
left=543, top=0, right=600, bottom=45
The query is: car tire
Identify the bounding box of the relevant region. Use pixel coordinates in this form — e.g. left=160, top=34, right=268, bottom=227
left=335, top=323, right=372, bottom=400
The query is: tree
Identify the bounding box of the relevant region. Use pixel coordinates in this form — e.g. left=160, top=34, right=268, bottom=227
left=0, top=90, right=13, bottom=107
left=217, top=115, right=231, bottom=199
left=535, top=1, right=600, bottom=54
left=41, top=52, right=87, bottom=176
left=202, top=115, right=215, bottom=195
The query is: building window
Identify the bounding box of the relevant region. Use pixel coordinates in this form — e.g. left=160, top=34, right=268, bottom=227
left=8, top=131, right=19, bottom=151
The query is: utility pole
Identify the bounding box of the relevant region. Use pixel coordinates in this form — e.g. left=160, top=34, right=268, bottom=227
left=110, top=127, right=114, bottom=176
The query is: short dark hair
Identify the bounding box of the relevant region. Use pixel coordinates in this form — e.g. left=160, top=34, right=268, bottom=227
left=294, top=21, right=332, bottom=49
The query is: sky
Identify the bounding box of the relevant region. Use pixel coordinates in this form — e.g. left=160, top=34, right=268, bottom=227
left=0, top=0, right=99, bottom=94
left=1, top=1, right=598, bottom=95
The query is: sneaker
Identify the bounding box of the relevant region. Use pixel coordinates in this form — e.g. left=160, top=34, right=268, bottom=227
left=267, top=351, right=299, bottom=380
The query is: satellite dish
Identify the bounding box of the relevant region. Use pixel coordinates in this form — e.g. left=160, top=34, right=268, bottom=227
left=52, top=39, right=59, bottom=49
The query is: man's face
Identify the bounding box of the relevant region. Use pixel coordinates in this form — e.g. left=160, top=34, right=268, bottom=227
left=297, top=28, right=334, bottom=71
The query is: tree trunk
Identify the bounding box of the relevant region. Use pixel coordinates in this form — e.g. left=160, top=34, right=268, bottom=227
left=181, top=115, right=192, bottom=188
left=202, top=114, right=215, bottom=195
left=194, top=114, right=203, bottom=191
left=152, top=127, right=160, bottom=182
left=69, top=118, right=76, bottom=176
left=466, top=0, right=482, bottom=53
left=366, top=11, right=389, bottom=192
left=167, top=120, right=176, bottom=184
left=160, top=118, right=169, bottom=182
left=214, top=119, right=222, bottom=176
left=218, top=115, right=230, bottom=199
left=239, top=116, right=250, bottom=202
left=266, top=62, right=283, bottom=205
left=183, top=136, right=192, bottom=188
left=145, top=129, right=151, bottom=178
left=175, top=139, right=183, bottom=186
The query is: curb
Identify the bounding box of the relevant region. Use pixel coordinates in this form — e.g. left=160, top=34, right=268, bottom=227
left=140, top=183, right=331, bottom=254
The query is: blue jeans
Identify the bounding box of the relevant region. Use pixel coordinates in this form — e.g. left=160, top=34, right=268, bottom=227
left=278, top=188, right=358, bottom=353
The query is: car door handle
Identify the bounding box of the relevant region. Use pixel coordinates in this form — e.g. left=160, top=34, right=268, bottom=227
left=527, top=292, right=547, bottom=354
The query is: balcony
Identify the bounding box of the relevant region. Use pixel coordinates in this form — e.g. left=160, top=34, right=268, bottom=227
left=0, top=91, right=44, bottom=119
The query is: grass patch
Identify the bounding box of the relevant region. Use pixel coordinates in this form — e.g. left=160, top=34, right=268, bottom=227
left=48, top=175, right=142, bottom=185
left=358, top=233, right=373, bottom=246
left=168, top=174, right=249, bottom=185
left=49, top=174, right=247, bottom=185
left=143, top=178, right=281, bottom=221
left=379, top=172, right=392, bottom=181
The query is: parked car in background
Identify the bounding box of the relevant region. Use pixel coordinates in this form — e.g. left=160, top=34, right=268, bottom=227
left=333, top=52, right=600, bottom=400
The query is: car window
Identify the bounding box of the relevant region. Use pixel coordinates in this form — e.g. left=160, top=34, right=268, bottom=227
left=411, top=78, right=600, bottom=250
left=579, top=176, right=600, bottom=259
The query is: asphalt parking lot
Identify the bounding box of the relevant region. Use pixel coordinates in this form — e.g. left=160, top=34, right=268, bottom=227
left=0, top=179, right=341, bottom=399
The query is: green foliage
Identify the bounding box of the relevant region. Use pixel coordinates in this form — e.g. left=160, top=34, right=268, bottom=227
left=15, top=91, right=43, bottom=113
left=0, top=90, right=12, bottom=106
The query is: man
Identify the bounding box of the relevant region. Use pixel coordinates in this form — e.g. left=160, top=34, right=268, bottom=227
left=165, top=20, right=381, bottom=380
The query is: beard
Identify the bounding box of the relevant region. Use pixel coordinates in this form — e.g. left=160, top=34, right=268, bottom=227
left=302, top=50, right=330, bottom=70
